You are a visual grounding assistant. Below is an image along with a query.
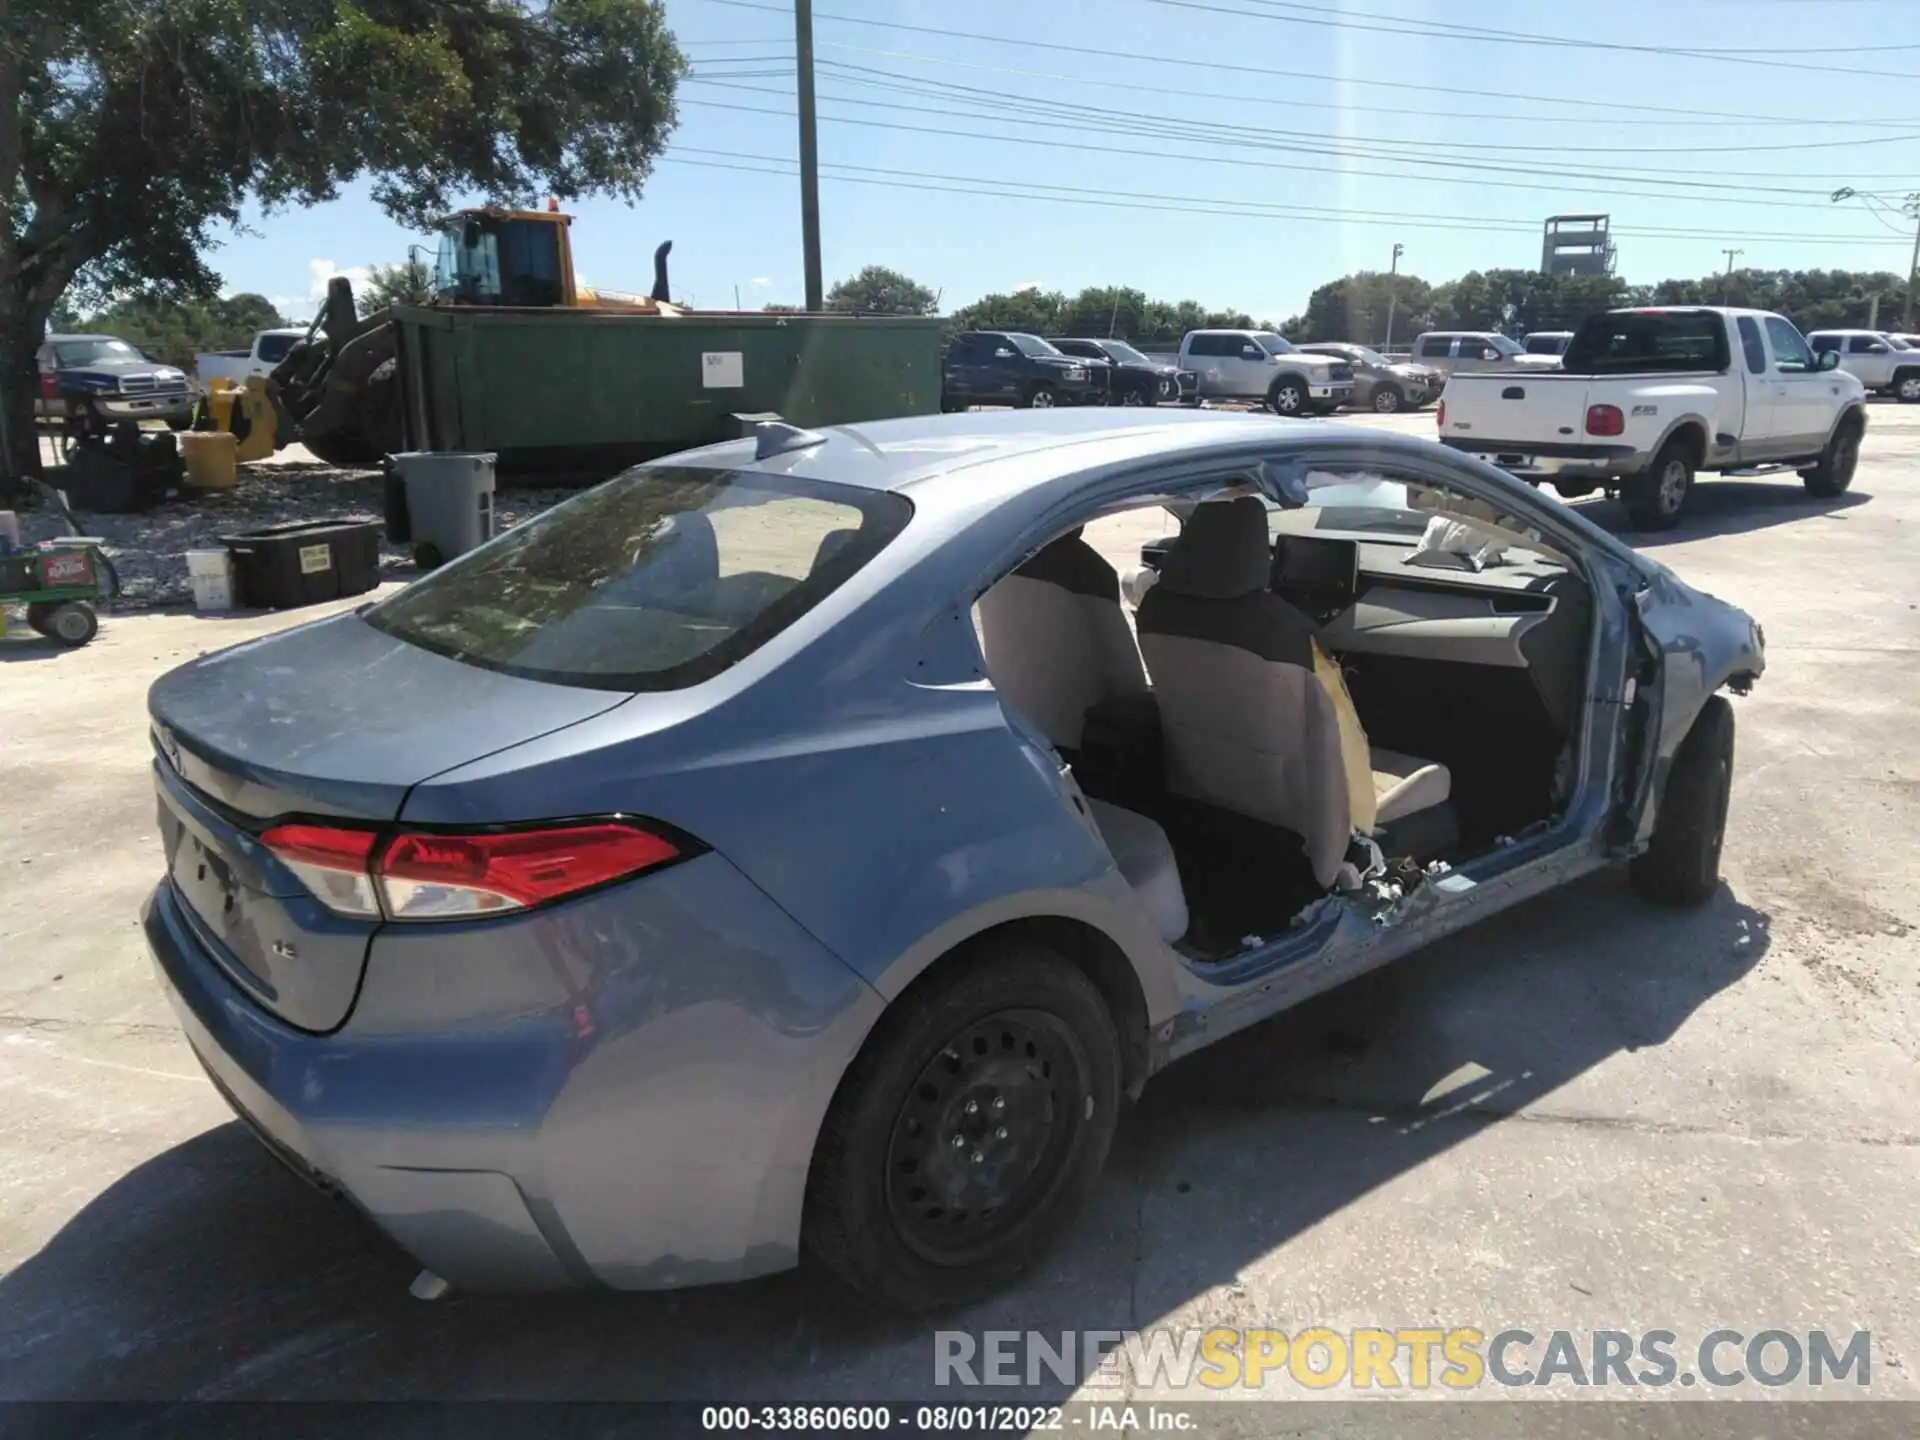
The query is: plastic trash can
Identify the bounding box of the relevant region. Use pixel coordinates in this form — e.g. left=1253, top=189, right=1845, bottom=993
left=221, top=518, right=382, bottom=609
left=386, top=451, right=497, bottom=570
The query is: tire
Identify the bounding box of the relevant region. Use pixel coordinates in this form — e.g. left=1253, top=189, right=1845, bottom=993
left=23, top=601, right=55, bottom=636
left=1023, top=383, right=1057, bottom=410
left=1630, top=695, right=1735, bottom=908
left=1370, top=384, right=1404, bottom=414
left=39, top=601, right=99, bottom=648
left=1119, top=385, right=1150, bottom=407
left=1266, top=376, right=1307, bottom=416
left=412, top=542, right=443, bottom=570
left=166, top=417, right=191, bottom=432
left=1893, top=369, right=1920, bottom=404
left=1801, top=414, right=1862, bottom=498
left=802, top=943, right=1122, bottom=1313
left=1621, top=438, right=1694, bottom=531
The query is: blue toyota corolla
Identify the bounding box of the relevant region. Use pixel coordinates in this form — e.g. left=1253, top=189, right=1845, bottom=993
left=144, top=410, right=1763, bottom=1311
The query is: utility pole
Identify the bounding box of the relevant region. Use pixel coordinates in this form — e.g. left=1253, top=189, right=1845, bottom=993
left=795, top=0, right=824, bottom=312
left=1383, top=242, right=1404, bottom=351
left=1832, top=186, right=1920, bottom=332
left=1722, top=248, right=1743, bottom=276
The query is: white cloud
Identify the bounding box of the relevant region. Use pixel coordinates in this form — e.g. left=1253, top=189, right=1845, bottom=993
left=308, top=258, right=372, bottom=303
left=748, top=276, right=773, bottom=288
left=1012, top=280, right=1041, bottom=292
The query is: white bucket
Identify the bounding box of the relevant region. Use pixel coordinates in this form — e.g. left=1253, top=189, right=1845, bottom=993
left=187, top=549, right=235, bottom=612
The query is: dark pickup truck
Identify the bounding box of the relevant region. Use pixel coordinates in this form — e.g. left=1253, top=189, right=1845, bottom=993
left=941, top=331, right=1108, bottom=410
left=1048, top=337, right=1196, bottom=406
left=37, top=334, right=195, bottom=434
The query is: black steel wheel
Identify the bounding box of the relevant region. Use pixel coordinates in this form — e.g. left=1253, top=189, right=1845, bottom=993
left=804, top=943, right=1121, bottom=1312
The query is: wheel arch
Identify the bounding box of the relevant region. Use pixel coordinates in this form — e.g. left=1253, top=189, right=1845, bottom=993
left=1826, top=401, right=1868, bottom=444
left=1653, top=416, right=1709, bottom=467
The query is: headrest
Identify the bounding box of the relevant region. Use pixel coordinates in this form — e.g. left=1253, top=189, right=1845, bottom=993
left=1154, top=496, right=1272, bottom=599
left=636, top=510, right=719, bottom=595
left=1015, top=529, right=1118, bottom=602
left=811, top=527, right=858, bottom=573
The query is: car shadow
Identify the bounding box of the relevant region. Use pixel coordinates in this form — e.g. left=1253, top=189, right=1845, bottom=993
left=1572, top=481, right=1871, bottom=547
left=0, top=874, right=1766, bottom=1413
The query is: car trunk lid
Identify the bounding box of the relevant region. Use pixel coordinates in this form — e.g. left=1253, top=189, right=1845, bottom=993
left=148, top=611, right=628, bottom=1030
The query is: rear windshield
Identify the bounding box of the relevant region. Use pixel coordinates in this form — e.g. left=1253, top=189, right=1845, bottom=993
left=256, top=333, right=299, bottom=363
left=1563, top=311, right=1730, bottom=374
left=364, top=466, right=911, bottom=692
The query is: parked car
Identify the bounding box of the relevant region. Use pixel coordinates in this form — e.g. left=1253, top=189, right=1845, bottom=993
left=36, top=334, right=194, bottom=433
left=195, top=327, right=309, bottom=390
left=1522, top=331, right=1574, bottom=357
left=1413, top=331, right=1563, bottom=378
left=1295, top=342, right=1442, bottom=413
left=1047, top=337, right=1194, bottom=406
left=144, top=407, right=1762, bottom=1312
left=1438, top=306, right=1867, bottom=528
left=1805, top=329, right=1920, bottom=403
left=942, top=331, right=1106, bottom=410
left=1177, top=329, right=1353, bottom=414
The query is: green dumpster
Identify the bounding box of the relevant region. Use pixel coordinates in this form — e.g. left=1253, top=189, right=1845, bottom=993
left=391, top=306, right=943, bottom=482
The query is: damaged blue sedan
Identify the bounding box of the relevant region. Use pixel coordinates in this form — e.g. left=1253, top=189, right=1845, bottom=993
left=143, top=410, right=1763, bottom=1312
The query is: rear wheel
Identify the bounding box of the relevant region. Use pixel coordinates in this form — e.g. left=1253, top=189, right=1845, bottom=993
left=803, top=943, right=1121, bottom=1313
left=1023, top=383, right=1057, bottom=410
left=37, top=601, right=99, bottom=648
left=1894, top=369, right=1920, bottom=404
left=1800, top=415, right=1861, bottom=498
left=1630, top=696, right=1735, bottom=907
left=1622, top=439, right=1694, bottom=530
left=1371, top=384, right=1404, bottom=414
left=1266, top=376, right=1307, bottom=416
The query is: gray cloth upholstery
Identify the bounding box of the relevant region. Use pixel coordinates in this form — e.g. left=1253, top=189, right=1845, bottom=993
left=978, top=531, right=1149, bottom=752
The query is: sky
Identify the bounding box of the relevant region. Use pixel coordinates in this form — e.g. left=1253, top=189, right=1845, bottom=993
left=209, top=0, right=1920, bottom=325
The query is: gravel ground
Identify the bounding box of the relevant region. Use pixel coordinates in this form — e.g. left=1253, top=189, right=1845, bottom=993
left=15, top=460, right=576, bottom=609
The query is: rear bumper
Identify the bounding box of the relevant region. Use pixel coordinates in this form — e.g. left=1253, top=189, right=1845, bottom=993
left=143, top=851, right=886, bottom=1292
left=1439, top=435, right=1645, bottom=481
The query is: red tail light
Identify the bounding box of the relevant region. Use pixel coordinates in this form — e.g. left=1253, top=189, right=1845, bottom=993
left=40, top=372, right=57, bottom=400
left=1585, top=404, right=1625, bottom=437
left=261, top=820, right=684, bottom=921
left=1436, top=399, right=1446, bottom=429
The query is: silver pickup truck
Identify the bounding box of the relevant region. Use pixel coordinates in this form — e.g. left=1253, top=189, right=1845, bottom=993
left=1436, top=306, right=1868, bottom=529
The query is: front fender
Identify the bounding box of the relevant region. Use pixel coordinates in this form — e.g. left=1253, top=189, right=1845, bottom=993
left=1626, top=566, right=1765, bottom=845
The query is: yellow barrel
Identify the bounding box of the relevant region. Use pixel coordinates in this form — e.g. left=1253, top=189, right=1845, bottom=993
left=180, top=430, right=238, bottom=489
left=232, top=376, right=278, bottom=461
left=202, top=378, right=240, bottom=434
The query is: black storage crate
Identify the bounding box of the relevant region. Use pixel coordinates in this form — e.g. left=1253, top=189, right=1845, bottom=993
left=221, top=518, right=382, bottom=609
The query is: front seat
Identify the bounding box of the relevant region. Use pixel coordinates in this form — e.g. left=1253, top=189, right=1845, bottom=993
left=1135, top=496, right=1452, bottom=886
left=977, top=526, right=1148, bottom=755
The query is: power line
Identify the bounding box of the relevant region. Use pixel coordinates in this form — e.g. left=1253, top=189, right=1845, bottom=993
left=800, top=44, right=1920, bottom=132
left=698, top=0, right=1920, bottom=126
left=655, top=148, right=1912, bottom=250
left=1146, top=0, right=1920, bottom=78
left=812, top=57, right=1920, bottom=159
left=680, top=81, right=1877, bottom=206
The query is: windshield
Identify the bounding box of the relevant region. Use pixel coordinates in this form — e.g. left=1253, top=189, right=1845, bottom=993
left=1524, top=335, right=1570, bottom=355
left=256, top=333, right=299, bottom=364
left=1255, top=333, right=1296, bottom=355
left=1343, top=345, right=1389, bottom=365
left=1487, top=334, right=1525, bottom=358
left=1099, top=341, right=1151, bottom=365
left=365, top=466, right=912, bottom=692
left=53, top=338, right=141, bottom=367
left=1888, top=335, right=1912, bottom=350
left=1008, top=334, right=1061, bottom=358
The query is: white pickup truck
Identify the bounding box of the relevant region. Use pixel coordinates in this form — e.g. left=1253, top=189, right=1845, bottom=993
left=1437, top=306, right=1868, bottom=529
left=194, top=327, right=308, bottom=389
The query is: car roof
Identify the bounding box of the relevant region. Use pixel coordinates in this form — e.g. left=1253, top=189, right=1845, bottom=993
left=669, top=409, right=1429, bottom=501
left=46, top=333, right=134, bottom=343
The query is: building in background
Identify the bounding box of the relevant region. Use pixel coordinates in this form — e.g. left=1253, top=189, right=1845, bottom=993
left=1541, top=214, right=1616, bottom=277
